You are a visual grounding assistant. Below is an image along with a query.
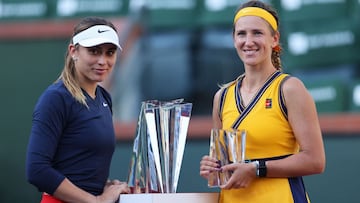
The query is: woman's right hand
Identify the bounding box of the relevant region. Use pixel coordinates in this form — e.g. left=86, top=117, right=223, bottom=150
left=96, top=182, right=130, bottom=203
left=199, top=155, right=220, bottom=179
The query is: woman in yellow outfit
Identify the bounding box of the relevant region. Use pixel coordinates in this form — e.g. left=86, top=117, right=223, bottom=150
left=199, top=1, right=326, bottom=202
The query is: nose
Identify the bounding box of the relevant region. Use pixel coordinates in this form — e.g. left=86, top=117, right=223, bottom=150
left=97, top=54, right=106, bottom=65
left=244, top=35, right=254, bottom=46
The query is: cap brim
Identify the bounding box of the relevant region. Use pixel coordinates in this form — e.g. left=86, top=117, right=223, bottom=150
left=79, top=38, right=122, bottom=50
left=72, top=25, right=122, bottom=51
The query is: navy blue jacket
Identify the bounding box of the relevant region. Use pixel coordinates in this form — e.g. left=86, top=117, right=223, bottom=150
left=26, top=81, right=115, bottom=195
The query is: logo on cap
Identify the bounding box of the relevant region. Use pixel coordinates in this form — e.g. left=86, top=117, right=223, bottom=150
left=98, top=29, right=109, bottom=33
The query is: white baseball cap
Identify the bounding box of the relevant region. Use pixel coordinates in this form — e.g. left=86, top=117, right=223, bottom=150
left=72, top=25, right=122, bottom=50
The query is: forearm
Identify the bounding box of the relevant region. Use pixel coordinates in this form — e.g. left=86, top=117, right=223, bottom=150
left=265, top=152, right=325, bottom=178
left=53, top=178, right=97, bottom=203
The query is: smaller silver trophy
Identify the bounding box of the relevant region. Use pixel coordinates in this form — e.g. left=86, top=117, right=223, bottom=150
left=207, top=128, right=246, bottom=187
left=127, top=99, right=192, bottom=193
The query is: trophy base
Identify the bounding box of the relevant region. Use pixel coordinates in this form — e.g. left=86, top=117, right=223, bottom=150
left=119, top=192, right=219, bottom=203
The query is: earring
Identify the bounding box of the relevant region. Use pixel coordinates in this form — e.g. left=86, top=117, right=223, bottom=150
left=72, top=56, right=78, bottom=61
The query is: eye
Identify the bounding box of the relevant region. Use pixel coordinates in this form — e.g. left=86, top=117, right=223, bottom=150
left=253, top=30, right=263, bottom=35
left=88, top=47, right=101, bottom=55
left=106, top=49, right=117, bottom=56
left=236, top=31, right=246, bottom=36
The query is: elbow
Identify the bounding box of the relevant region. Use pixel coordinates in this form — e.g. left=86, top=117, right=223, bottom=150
left=27, top=176, right=38, bottom=188
left=311, top=157, right=326, bottom=174
left=26, top=167, right=54, bottom=194
left=26, top=161, right=45, bottom=188
left=313, top=164, right=325, bottom=174
left=317, top=161, right=326, bottom=174
left=26, top=163, right=64, bottom=195
left=26, top=165, right=39, bottom=186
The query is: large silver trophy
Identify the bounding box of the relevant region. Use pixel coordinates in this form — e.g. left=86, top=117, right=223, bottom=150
left=127, top=99, right=192, bottom=193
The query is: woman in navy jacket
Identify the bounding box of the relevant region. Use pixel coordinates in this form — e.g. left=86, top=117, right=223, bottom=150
left=26, top=17, right=129, bottom=203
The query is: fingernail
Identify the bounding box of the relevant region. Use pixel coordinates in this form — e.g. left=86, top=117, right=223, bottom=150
left=216, top=160, right=221, bottom=168
left=215, top=168, right=223, bottom=172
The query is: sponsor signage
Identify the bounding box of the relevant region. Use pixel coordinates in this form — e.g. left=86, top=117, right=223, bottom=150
left=197, top=0, right=274, bottom=26
left=281, top=18, right=359, bottom=69
left=0, top=1, right=48, bottom=20
left=54, top=0, right=128, bottom=18
left=275, top=0, right=350, bottom=21
left=197, top=0, right=241, bottom=26
left=0, top=0, right=128, bottom=21
left=129, top=0, right=198, bottom=28
left=305, top=79, right=348, bottom=113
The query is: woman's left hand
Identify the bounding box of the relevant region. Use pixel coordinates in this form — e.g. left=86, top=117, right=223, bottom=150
left=220, top=162, right=257, bottom=189
left=105, top=179, right=129, bottom=192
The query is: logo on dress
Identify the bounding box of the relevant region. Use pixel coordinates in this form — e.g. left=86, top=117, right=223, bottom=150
left=265, top=98, right=272, bottom=109
left=102, top=102, right=108, bottom=107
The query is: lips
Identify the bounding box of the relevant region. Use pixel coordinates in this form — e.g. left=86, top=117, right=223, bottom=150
left=94, top=68, right=107, bottom=74
left=243, top=49, right=258, bottom=55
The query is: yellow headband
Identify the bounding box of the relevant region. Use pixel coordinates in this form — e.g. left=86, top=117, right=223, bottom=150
left=233, top=7, right=277, bottom=31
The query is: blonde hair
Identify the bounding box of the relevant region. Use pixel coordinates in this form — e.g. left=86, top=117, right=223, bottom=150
left=219, top=74, right=244, bottom=89
left=56, top=17, right=118, bottom=107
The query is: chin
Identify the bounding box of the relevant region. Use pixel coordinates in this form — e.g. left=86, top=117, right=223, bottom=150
left=244, top=61, right=259, bottom=66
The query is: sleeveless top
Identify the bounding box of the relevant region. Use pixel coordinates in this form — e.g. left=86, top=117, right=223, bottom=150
left=218, top=71, right=309, bottom=203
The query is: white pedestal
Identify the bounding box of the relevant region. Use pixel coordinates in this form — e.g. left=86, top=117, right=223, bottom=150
left=119, top=193, right=219, bottom=203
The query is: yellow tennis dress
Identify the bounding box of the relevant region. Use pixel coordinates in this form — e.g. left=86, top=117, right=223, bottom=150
left=218, top=71, right=309, bottom=203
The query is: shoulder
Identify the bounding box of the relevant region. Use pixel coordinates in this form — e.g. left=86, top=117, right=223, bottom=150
left=38, top=82, right=69, bottom=103
left=214, top=88, right=224, bottom=100
left=34, top=81, right=74, bottom=113
left=281, top=75, right=314, bottom=108
left=281, top=75, right=307, bottom=95
left=214, top=86, right=229, bottom=104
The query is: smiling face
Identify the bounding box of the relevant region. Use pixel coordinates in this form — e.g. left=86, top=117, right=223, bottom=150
left=70, top=43, right=118, bottom=90
left=233, top=15, right=279, bottom=68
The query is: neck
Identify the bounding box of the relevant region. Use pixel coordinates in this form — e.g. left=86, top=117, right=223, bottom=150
left=242, top=77, right=261, bottom=93
left=242, top=68, right=277, bottom=92
left=80, top=83, right=97, bottom=99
